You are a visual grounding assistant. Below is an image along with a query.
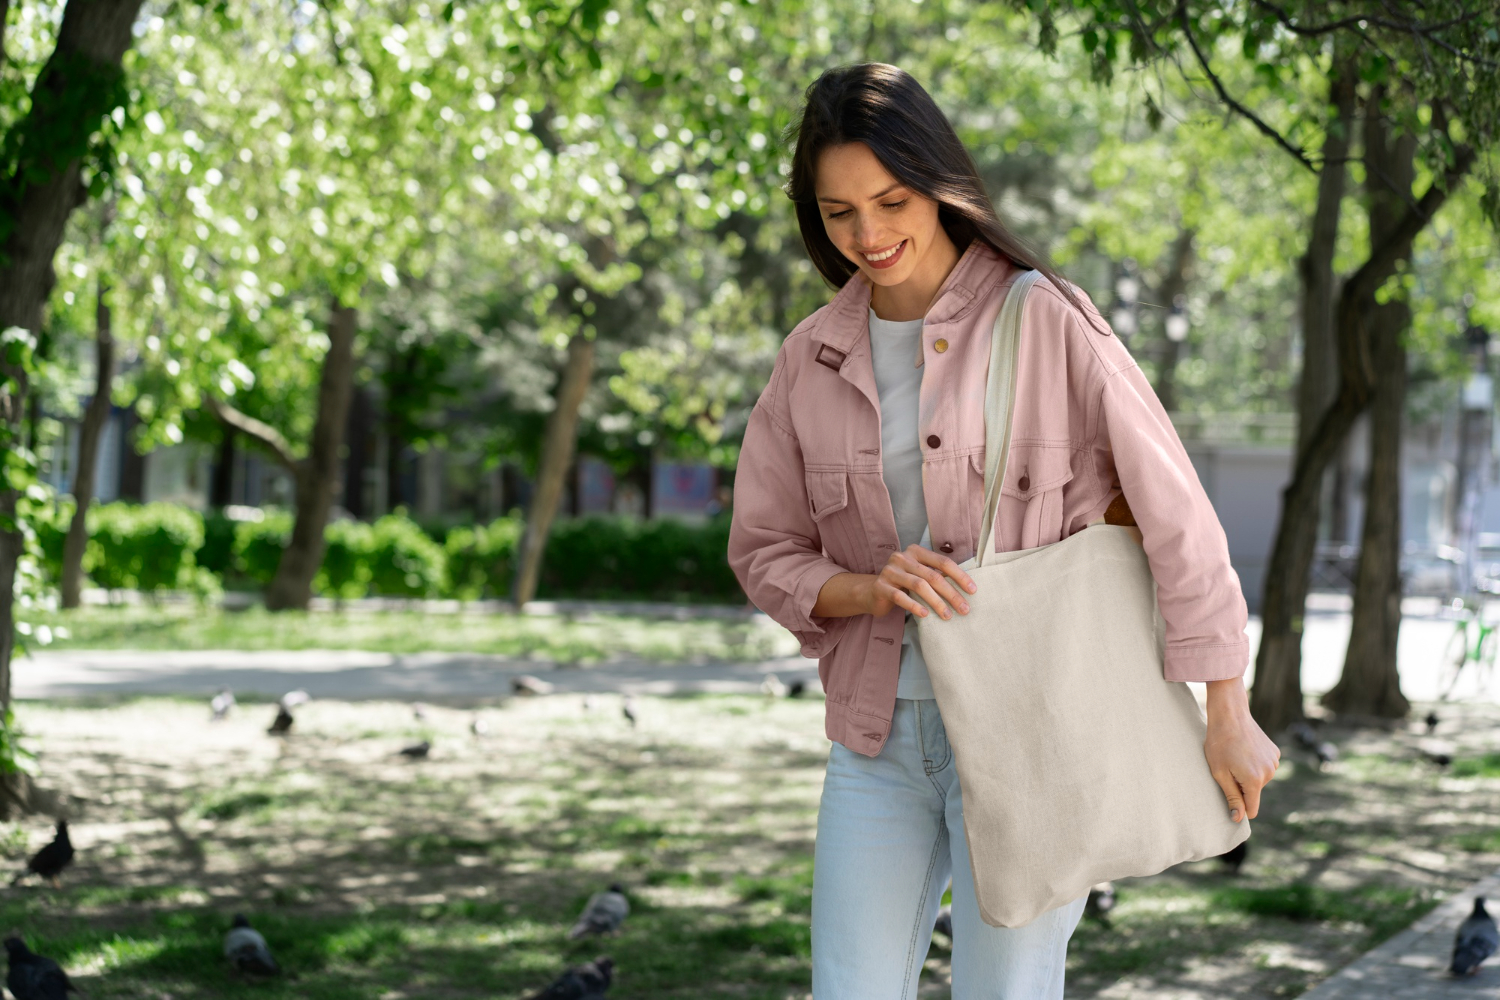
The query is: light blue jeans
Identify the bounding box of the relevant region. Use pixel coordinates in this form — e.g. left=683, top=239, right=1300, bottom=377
left=812, top=698, right=1087, bottom=999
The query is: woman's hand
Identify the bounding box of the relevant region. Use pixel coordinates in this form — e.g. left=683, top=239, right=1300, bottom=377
left=811, top=545, right=976, bottom=619
left=1203, top=678, right=1280, bottom=823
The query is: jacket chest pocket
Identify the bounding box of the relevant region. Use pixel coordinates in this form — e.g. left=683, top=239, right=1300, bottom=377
left=806, top=470, right=860, bottom=569
left=986, top=445, right=1075, bottom=552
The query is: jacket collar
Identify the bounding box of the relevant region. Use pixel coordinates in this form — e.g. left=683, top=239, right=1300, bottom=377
left=809, top=240, right=1016, bottom=355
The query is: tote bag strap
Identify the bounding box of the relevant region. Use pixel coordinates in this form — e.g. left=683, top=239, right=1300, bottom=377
left=975, top=268, right=1044, bottom=568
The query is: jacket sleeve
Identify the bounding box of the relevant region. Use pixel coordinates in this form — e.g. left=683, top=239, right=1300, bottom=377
left=1098, top=362, right=1250, bottom=682
left=728, top=352, right=852, bottom=659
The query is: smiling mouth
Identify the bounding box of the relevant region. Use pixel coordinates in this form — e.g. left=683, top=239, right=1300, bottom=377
left=861, top=240, right=905, bottom=262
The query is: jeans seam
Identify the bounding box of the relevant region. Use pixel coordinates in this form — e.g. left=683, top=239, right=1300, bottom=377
left=901, top=821, right=945, bottom=1000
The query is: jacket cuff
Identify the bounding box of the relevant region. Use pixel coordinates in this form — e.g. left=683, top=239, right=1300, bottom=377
left=1163, top=640, right=1249, bottom=682
left=792, top=560, right=852, bottom=658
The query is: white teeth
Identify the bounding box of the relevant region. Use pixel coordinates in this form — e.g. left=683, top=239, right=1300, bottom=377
left=863, top=240, right=904, bottom=262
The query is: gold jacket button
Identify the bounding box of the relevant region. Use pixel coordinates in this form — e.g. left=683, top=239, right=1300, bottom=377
left=933, top=338, right=949, bottom=353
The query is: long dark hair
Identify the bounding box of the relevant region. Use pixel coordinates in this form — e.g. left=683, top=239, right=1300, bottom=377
left=785, top=63, right=1100, bottom=329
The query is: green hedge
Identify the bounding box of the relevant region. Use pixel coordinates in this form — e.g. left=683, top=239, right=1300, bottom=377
left=40, top=503, right=744, bottom=603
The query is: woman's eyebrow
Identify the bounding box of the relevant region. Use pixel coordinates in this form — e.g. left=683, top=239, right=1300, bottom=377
left=817, top=183, right=905, bottom=206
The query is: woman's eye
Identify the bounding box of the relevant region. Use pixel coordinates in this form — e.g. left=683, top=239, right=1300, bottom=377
left=883, top=199, right=908, bottom=210
left=826, top=209, right=851, bottom=220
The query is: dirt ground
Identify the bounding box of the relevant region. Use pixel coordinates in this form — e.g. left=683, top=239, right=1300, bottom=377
left=8, top=693, right=1500, bottom=998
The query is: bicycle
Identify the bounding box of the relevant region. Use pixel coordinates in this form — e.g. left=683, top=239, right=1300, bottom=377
left=1439, top=595, right=1500, bottom=700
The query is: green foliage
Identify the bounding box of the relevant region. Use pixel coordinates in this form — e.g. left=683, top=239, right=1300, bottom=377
left=1451, top=753, right=1500, bottom=778
left=316, top=520, right=376, bottom=600
left=84, top=502, right=205, bottom=593
left=1212, top=882, right=1435, bottom=943
left=443, top=518, right=523, bottom=600
left=231, top=510, right=295, bottom=588
left=365, top=515, right=446, bottom=598
left=0, top=708, right=37, bottom=778
left=538, top=515, right=741, bottom=601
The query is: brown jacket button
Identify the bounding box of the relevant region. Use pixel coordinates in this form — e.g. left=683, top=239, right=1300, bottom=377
left=1018, top=474, right=1031, bottom=491
left=939, top=542, right=954, bottom=553
left=926, top=434, right=941, bottom=448
left=933, top=338, right=949, bottom=353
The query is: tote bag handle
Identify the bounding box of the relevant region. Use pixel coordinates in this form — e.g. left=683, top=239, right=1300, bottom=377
left=974, top=269, right=1044, bottom=568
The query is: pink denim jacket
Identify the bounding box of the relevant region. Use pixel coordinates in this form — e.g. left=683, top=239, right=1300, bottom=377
left=728, top=242, right=1249, bottom=757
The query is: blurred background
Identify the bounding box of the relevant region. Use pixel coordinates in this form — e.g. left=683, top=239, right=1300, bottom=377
left=0, top=0, right=1497, bottom=997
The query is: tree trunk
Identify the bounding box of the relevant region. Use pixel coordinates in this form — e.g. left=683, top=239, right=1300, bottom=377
left=60, top=277, right=115, bottom=609
left=210, top=422, right=236, bottom=508
left=265, top=300, right=358, bottom=611
left=1322, top=99, right=1420, bottom=719
left=1250, top=84, right=1475, bottom=734
left=513, top=334, right=596, bottom=607
left=1249, top=61, right=1358, bottom=732
left=1152, top=225, right=1196, bottom=413
left=0, top=0, right=145, bottom=714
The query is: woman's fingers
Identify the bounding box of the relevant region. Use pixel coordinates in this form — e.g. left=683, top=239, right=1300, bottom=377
left=910, top=547, right=977, bottom=595
left=890, top=568, right=955, bottom=619
left=877, top=578, right=933, bottom=618
left=896, top=551, right=971, bottom=616
left=1211, top=767, right=1248, bottom=824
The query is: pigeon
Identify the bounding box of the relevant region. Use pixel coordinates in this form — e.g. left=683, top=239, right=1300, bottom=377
left=279, top=690, right=310, bottom=710
left=224, top=913, right=280, bottom=977
left=470, top=715, right=490, bottom=738
left=1423, top=749, right=1454, bottom=768
left=412, top=702, right=428, bottom=722
left=1425, top=710, right=1441, bottom=735
left=788, top=680, right=807, bottom=698
left=569, top=884, right=630, bottom=939
left=267, top=706, right=295, bottom=736
left=1452, top=897, right=1500, bottom=976
left=1086, top=881, right=1117, bottom=926
left=932, top=904, right=952, bottom=940
left=1216, top=839, right=1249, bottom=876
left=398, top=740, right=431, bottom=759
left=524, top=955, right=614, bottom=1000
left=1289, top=721, right=1338, bottom=766
left=3, top=936, right=75, bottom=1000
left=512, top=675, right=555, bottom=696
left=621, top=696, right=637, bottom=728
left=210, top=688, right=236, bottom=721
left=760, top=673, right=787, bottom=698
left=12, top=821, right=73, bottom=888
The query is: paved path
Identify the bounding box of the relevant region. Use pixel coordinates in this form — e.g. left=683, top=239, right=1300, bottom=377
left=13, top=648, right=820, bottom=701
left=1301, top=867, right=1500, bottom=999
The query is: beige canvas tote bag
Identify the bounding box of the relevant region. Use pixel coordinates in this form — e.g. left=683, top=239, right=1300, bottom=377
left=916, top=269, right=1250, bottom=929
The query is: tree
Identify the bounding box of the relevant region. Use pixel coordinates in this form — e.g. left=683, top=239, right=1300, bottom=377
left=0, top=0, right=144, bottom=719
left=60, top=270, right=114, bottom=609
left=1015, top=0, right=1500, bottom=731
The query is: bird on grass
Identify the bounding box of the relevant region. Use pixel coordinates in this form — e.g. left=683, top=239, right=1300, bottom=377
left=4, top=936, right=74, bottom=1000
left=398, top=740, right=431, bottom=759
left=267, top=706, right=295, bottom=736
left=525, top=955, right=613, bottom=1000
left=470, top=715, right=490, bottom=738
left=1216, top=840, right=1249, bottom=876
left=1085, top=881, right=1117, bottom=927
left=512, top=675, right=555, bottom=697
left=1423, top=749, right=1454, bottom=768
left=210, top=688, right=236, bottom=721
left=224, top=913, right=280, bottom=977
left=621, top=696, right=637, bottom=729
left=1452, top=897, right=1499, bottom=976
left=569, top=884, right=630, bottom=939
left=788, top=680, right=807, bottom=699
left=1425, top=710, right=1441, bottom=735
left=12, top=821, right=73, bottom=888
left=280, top=690, right=310, bottom=710
left=411, top=702, right=429, bottom=722
left=932, top=904, right=952, bottom=942
left=1289, top=721, right=1338, bottom=766
left=760, top=673, right=787, bottom=699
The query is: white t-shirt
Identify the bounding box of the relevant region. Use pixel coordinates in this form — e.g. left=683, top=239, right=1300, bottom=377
left=867, top=308, right=935, bottom=701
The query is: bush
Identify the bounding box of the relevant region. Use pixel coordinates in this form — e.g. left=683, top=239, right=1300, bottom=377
left=232, top=509, right=295, bottom=587
left=538, top=515, right=741, bottom=601
left=316, top=520, right=375, bottom=599
left=31, top=499, right=72, bottom=585
left=85, top=502, right=205, bottom=593
left=444, top=517, right=523, bottom=600
left=366, top=515, right=446, bottom=597
left=197, top=511, right=239, bottom=579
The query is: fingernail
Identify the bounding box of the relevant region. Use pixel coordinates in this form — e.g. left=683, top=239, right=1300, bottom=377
left=1231, top=810, right=1241, bottom=822
left=959, top=604, right=969, bottom=614
left=967, top=583, right=977, bottom=593
left=941, top=610, right=951, bottom=620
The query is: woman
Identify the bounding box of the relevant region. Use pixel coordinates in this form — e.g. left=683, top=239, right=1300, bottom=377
left=726, top=64, right=1280, bottom=998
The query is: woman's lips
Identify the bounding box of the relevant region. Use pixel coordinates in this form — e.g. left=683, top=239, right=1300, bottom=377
left=862, top=239, right=907, bottom=270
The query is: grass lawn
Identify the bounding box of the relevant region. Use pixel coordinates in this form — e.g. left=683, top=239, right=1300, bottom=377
left=23, top=604, right=801, bottom=663
left=7, top=694, right=1500, bottom=998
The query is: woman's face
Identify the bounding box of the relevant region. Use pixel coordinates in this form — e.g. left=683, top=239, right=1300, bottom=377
left=815, top=141, right=946, bottom=291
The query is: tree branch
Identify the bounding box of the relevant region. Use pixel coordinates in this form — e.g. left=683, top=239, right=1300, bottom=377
left=1174, top=0, right=1316, bottom=172
left=202, top=395, right=300, bottom=473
